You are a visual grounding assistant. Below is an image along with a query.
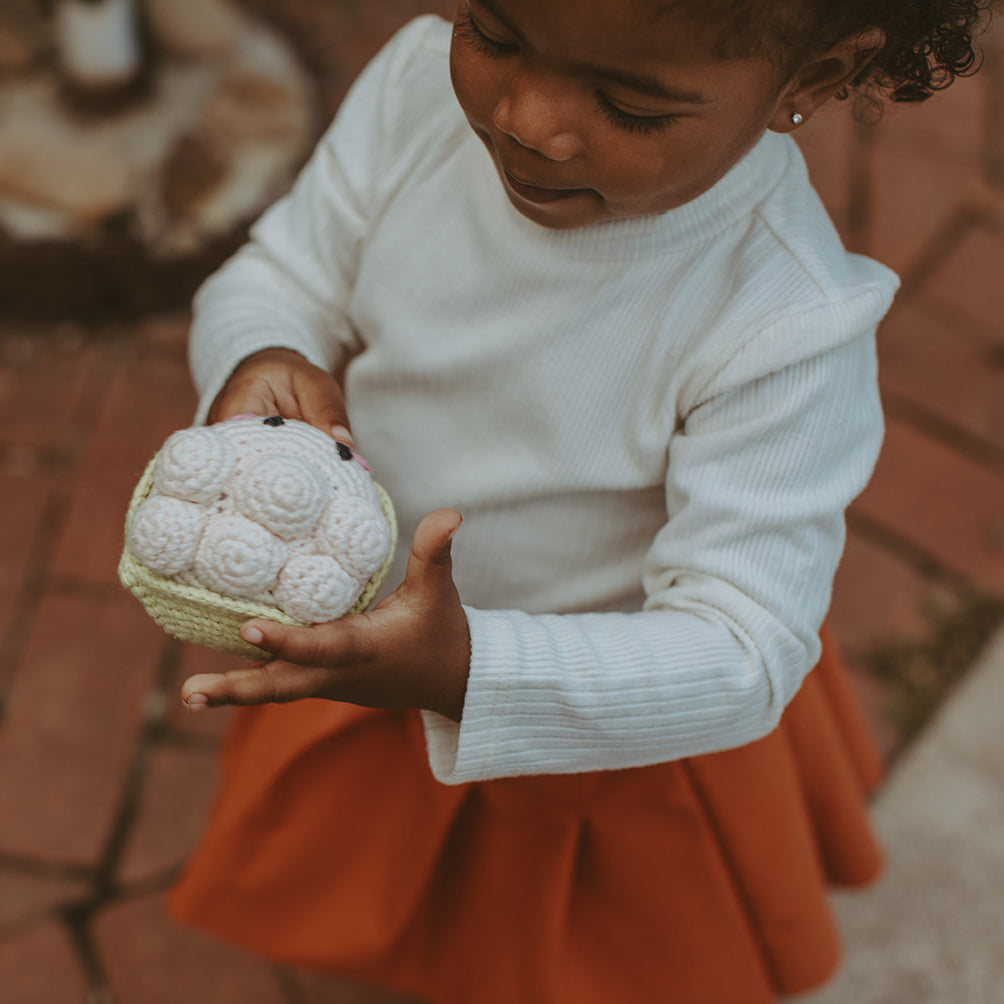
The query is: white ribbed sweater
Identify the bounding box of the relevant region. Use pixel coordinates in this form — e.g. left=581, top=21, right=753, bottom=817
left=190, top=17, right=899, bottom=784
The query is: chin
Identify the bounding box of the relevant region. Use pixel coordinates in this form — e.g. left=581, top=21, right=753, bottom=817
left=500, top=184, right=604, bottom=230
left=509, top=202, right=590, bottom=230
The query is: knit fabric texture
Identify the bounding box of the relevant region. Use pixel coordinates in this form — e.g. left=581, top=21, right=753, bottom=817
left=119, top=417, right=396, bottom=658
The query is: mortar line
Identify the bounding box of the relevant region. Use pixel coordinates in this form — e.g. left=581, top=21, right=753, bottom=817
left=882, top=394, right=1004, bottom=474
left=61, top=901, right=118, bottom=1004
left=0, top=851, right=93, bottom=883
left=916, top=291, right=1004, bottom=344
left=0, top=341, right=120, bottom=715
left=845, top=509, right=989, bottom=596
left=51, top=638, right=185, bottom=1004
left=274, top=965, right=310, bottom=1004
left=0, top=484, right=75, bottom=714
left=895, top=206, right=979, bottom=302
left=90, top=638, right=184, bottom=894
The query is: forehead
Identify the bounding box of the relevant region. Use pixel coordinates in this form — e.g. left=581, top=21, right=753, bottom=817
left=474, top=0, right=737, bottom=69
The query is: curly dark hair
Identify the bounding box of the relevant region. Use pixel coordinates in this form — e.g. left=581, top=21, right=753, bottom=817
left=657, top=0, right=1000, bottom=103
left=804, top=0, right=998, bottom=102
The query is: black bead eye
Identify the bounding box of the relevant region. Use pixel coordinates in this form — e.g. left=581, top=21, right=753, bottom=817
left=336, top=442, right=353, bottom=461
left=263, top=416, right=285, bottom=427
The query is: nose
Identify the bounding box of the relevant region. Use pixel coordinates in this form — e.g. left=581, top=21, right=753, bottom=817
left=492, top=70, right=582, bottom=162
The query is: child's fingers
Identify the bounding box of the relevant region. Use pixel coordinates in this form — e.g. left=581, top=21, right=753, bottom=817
left=411, top=509, right=463, bottom=561
left=239, top=618, right=371, bottom=668
left=402, top=509, right=463, bottom=592
left=208, top=385, right=276, bottom=424
left=179, top=619, right=373, bottom=708
left=180, top=663, right=332, bottom=709
left=294, top=371, right=354, bottom=445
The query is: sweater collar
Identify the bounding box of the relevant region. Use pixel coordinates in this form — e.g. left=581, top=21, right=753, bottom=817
left=470, top=129, right=794, bottom=261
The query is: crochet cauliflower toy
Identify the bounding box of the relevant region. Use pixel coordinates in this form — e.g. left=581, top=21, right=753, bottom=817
left=119, top=416, right=396, bottom=658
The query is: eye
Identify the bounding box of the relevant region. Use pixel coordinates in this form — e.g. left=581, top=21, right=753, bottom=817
left=455, top=9, right=516, bottom=58
left=595, top=94, right=676, bottom=135
left=336, top=442, right=353, bottom=461
left=263, top=416, right=285, bottom=427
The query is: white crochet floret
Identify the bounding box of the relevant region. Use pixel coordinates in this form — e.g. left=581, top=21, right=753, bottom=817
left=126, top=417, right=394, bottom=625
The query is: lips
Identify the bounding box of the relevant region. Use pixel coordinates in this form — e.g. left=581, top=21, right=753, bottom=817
left=502, top=168, right=584, bottom=204
left=470, top=124, right=591, bottom=209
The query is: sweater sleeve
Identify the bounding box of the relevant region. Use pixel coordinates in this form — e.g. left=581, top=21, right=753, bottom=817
left=422, top=321, right=884, bottom=783
left=188, top=17, right=438, bottom=423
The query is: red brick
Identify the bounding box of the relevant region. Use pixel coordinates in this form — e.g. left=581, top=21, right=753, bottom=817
left=0, top=868, right=89, bottom=929
left=865, top=142, right=977, bottom=275
left=0, top=331, right=103, bottom=453
left=135, top=314, right=191, bottom=354
left=0, top=592, right=164, bottom=865
left=828, top=533, right=959, bottom=764
left=116, top=746, right=222, bottom=885
left=925, top=225, right=1004, bottom=335
left=872, top=72, right=984, bottom=166
left=50, top=340, right=197, bottom=587
left=985, top=31, right=1004, bottom=166
left=0, top=473, right=52, bottom=643
left=289, top=966, right=429, bottom=1004
left=0, top=922, right=90, bottom=1004
left=878, top=301, right=1004, bottom=453
left=829, top=529, right=960, bottom=657
left=94, top=894, right=287, bottom=1004
left=794, top=100, right=857, bottom=222
left=853, top=416, right=1004, bottom=595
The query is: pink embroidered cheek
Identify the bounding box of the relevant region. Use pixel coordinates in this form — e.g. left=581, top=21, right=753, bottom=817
left=334, top=440, right=371, bottom=472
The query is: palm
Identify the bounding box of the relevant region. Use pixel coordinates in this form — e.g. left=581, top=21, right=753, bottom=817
left=180, top=510, right=470, bottom=721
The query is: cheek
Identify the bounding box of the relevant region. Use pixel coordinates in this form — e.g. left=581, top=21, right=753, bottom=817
left=593, top=137, right=720, bottom=216
left=449, top=46, right=493, bottom=127
left=639, top=119, right=747, bottom=182
left=595, top=143, right=679, bottom=201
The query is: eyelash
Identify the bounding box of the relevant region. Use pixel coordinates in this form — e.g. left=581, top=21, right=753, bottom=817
left=457, top=9, right=677, bottom=136
left=455, top=11, right=515, bottom=57
left=594, top=94, right=676, bottom=135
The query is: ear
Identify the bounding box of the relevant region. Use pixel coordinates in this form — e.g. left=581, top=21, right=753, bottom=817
left=769, top=28, right=885, bottom=132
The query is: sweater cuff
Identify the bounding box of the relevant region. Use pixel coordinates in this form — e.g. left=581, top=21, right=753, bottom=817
left=420, top=606, right=519, bottom=784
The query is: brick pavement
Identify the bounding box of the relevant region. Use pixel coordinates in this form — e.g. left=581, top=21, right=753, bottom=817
left=1, top=7, right=1003, bottom=1003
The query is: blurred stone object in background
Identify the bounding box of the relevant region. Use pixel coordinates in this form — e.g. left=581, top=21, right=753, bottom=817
left=52, top=0, right=145, bottom=112
left=145, top=0, right=244, bottom=57
left=0, top=1, right=40, bottom=74
left=0, top=115, right=135, bottom=225
left=0, top=0, right=318, bottom=320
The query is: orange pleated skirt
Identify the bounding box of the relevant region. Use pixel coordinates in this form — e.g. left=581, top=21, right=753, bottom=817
left=169, top=628, right=883, bottom=1003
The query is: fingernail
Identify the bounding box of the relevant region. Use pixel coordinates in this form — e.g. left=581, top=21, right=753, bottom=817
left=331, top=426, right=355, bottom=446
left=186, top=693, right=208, bottom=712
left=241, top=625, right=264, bottom=645
left=226, top=413, right=259, bottom=421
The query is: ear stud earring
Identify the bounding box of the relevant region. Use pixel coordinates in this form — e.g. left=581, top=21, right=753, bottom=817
left=790, top=112, right=804, bottom=125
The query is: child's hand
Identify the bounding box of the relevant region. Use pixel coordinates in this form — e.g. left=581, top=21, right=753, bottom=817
left=179, top=510, right=471, bottom=722
left=208, top=347, right=353, bottom=445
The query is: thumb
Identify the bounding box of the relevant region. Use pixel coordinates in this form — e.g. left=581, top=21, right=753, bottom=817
left=403, top=509, right=463, bottom=595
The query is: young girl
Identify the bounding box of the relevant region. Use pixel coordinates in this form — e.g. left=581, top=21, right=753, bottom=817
left=169, top=2, right=998, bottom=1001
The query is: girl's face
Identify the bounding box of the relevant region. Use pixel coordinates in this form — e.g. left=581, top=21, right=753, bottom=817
left=449, top=0, right=797, bottom=230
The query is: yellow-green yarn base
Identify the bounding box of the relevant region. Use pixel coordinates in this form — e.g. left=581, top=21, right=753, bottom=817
left=118, top=455, right=398, bottom=659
